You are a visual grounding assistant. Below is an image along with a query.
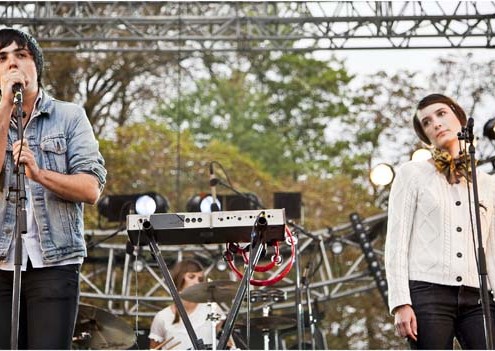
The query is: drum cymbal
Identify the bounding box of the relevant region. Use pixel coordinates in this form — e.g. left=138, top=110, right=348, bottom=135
left=236, top=316, right=296, bottom=331
left=73, top=303, right=136, bottom=350
left=180, top=280, right=238, bottom=303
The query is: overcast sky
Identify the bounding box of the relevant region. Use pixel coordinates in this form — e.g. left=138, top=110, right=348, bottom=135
left=318, top=47, right=495, bottom=168
left=328, top=48, right=495, bottom=76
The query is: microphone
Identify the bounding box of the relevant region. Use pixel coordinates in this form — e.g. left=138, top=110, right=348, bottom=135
left=209, top=163, right=220, bottom=212
left=12, top=83, right=23, bottom=104
left=467, top=117, right=474, bottom=133
left=467, top=117, right=475, bottom=143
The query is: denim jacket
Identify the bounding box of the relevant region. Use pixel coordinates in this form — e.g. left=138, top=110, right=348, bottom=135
left=0, top=91, right=106, bottom=263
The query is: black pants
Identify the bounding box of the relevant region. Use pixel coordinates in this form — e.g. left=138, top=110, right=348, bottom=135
left=0, top=259, right=80, bottom=350
left=409, top=280, right=495, bottom=350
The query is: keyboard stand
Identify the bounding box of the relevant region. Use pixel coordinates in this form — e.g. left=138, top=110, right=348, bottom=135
left=217, top=214, right=268, bottom=350
left=143, top=222, right=205, bottom=350
left=131, top=211, right=274, bottom=350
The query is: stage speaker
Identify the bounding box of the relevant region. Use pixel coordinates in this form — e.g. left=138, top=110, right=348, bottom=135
left=273, top=192, right=302, bottom=220
left=219, top=194, right=259, bottom=211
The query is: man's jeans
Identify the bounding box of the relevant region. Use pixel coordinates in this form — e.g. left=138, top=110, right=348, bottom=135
left=0, top=260, right=80, bottom=350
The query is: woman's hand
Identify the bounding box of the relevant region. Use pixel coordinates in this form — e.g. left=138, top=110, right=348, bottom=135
left=394, top=304, right=417, bottom=341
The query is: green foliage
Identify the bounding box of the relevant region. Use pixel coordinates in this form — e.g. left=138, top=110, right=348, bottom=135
left=88, top=116, right=380, bottom=230
left=156, top=53, right=358, bottom=181
left=254, top=53, right=354, bottom=179
left=44, top=50, right=176, bottom=137
left=94, top=120, right=286, bottom=215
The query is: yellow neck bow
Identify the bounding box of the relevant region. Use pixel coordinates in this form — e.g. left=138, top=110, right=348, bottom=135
left=432, top=148, right=474, bottom=185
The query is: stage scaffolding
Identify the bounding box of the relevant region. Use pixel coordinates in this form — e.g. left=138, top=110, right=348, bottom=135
left=80, top=212, right=387, bottom=319
left=0, top=1, right=493, bottom=53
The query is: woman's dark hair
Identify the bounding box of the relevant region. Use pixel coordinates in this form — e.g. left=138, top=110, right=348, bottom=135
left=413, top=94, right=467, bottom=145
left=170, top=259, right=204, bottom=324
left=171, top=258, right=204, bottom=291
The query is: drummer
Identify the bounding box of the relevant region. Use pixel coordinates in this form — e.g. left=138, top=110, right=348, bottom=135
left=149, top=259, right=235, bottom=350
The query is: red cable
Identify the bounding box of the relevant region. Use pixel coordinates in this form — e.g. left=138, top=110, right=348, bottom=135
left=225, top=225, right=295, bottom=286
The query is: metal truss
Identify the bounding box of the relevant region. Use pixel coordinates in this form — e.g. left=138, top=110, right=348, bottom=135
left=0, top=1, right=493, bottom=52
left=80, top=212, right=388, bottom=322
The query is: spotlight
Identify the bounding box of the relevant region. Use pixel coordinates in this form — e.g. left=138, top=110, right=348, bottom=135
left=330, top=239, right=344, bottom=255
left=369, top=163, right=394, bottom=187
left=186, top=193, right=221, bottom=213
left=133, top=259, right=145, bottom=272
left=216, top=259, right=227, bottom=272
left=483, top=118, right=495, bottom=140
left=135, top=195, right=157, bottom=215
left=97, top=192, right=169, bottom=222
left=411, top=148, right=432, bottom=162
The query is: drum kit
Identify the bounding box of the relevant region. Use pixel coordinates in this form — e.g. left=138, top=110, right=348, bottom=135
left=72, top=303, right=136, bottom=350
left=73, top=281, right=294, bottom=350
left=182, top=281, right=295, bottom=351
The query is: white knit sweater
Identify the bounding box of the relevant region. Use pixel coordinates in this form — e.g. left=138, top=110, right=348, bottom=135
left=384, top=159, right=495, bottom=314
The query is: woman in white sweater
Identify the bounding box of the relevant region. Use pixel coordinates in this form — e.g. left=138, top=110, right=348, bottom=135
left=385, top=93, right=495, bottom=349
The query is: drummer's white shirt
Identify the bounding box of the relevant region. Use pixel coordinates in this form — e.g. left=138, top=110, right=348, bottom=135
left=149, top=302, right=225, bottom=350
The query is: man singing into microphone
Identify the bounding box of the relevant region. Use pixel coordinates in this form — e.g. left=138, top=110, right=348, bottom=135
left=0, top=28, right=106, bottom=349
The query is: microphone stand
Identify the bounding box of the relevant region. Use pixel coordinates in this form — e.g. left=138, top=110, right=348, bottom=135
left=304, top=287, right=317, bottom=350
left=301, top=250, right=319, bottom=350
left=293, top=229, right=304, bottom=350
left=209, top=163, right=221, bottom=212
left=290, top=221, right=320, bottom=350
left=10, top=88, right=28, bottom=350
left=460, top=119, right=494, bottom=349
